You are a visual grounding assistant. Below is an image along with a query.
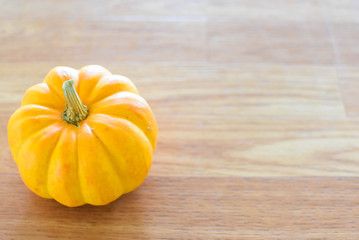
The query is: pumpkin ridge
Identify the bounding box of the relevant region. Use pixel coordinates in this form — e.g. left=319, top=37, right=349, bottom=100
left=9, top=114, right=61, bottom=141
left=44, top=82, right=65, bottom=104
left=75, top=126, right=86, bottom=204
left=93, top=113, right=153, bottom=170
left=46, top=127, right=65, bottom=201
left=88, top=114, right=152, bottom=194
left=8, top=104, right=59, bottom=136
left=89, top=92, right=157, bottom=149
left=21, top=83, right=65, bottom=110
left=46, top=127, right=85, bottom=207
left=18, top=104, right=61, bottom=115
left=17, top=123, right=63, bottom=198
left=87, top=88, right=116, bottom=106
left=87, top=90, right=138, bottom=108
left=87, top=75, right=140, bottom=105
left=44, top=66, right=79, bottom=102
left=8, top=106, right=62, bottom=162
left=22, top=101, right=63, bottom=111
left=89, top=127, right=124, bottom=196
left=97, top=112, right=154, bottom=153
left=94, top=91, right=142, bottom=104
left=77, top=65, right=111, bottom=102
left=116, top=114, right=153, bottom=156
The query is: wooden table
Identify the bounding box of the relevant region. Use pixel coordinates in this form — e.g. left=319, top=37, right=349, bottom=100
left=1, top=0, right=359, bottom=239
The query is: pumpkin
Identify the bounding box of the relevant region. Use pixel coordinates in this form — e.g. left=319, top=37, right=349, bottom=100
left=7, top=65, right=158, bottom=207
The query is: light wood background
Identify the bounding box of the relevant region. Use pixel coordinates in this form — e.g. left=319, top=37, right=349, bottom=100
left=1, top=0, right=359, bottom=239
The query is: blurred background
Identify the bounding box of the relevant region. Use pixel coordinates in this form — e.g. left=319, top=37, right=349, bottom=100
left=1, top=0, right=359, bottom=239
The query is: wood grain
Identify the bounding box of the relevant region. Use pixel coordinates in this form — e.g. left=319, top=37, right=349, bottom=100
left=1, top=0, right=359, bottom=239
left=1, top=175, right=359, bottom=239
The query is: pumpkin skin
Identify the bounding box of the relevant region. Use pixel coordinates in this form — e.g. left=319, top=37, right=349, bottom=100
left=7, top=65, right=158, bottom=207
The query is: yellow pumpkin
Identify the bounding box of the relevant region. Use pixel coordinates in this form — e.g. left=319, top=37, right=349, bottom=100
left=7, top=65, right=158, bottom=207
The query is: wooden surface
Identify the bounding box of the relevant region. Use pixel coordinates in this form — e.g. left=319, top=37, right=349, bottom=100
left=1, top=0, right=359, bottom=239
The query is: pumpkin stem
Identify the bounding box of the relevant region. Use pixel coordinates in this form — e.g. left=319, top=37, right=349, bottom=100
left=62, top=79, right=89, bottom=127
